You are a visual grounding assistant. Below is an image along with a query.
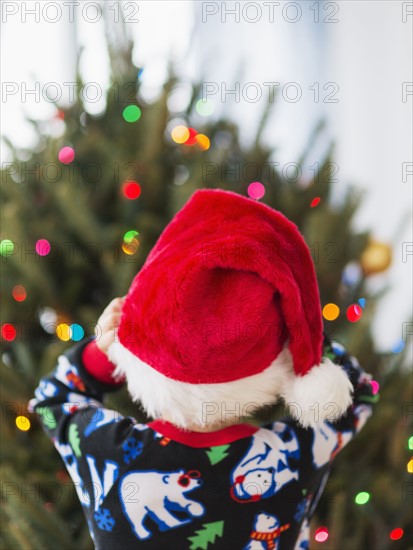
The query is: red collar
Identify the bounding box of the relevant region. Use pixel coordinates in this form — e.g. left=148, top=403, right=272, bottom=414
left=148, top=420, right=259, bottom=448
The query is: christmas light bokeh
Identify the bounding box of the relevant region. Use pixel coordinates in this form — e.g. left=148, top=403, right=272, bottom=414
left=389, top=528, right=404, bottom=541
left=122, top=240, right=139, bottom=255
left=171, top=125, right=190, bottom=144
left=195, top=99, right=215, bottom=116
left=16, top=416, right=31, bottom=432
left=247, top=182, right=265, bottom=200
left=2, top=323, right=17, bottom=342
left=56, top=323, right=71, bottom=342
left=314, top=527, right=329, bottom=543
left=184, top=128, right=198, bottom=145
left=0, top=239, right=14, bottom=256
left=123, top=105, right=142, bottom=123
left=58, top=146, right=75, bottom=164
left=12, top=285, right=27, bottom=302
left=35, top=239, right=51, bottom=256
left=322, top=303, right=340, bottom=321
left=70, top=324, right=84, bottom=342
left=195, top=134, right=210, bottom=151
left=122, top=181, right=141, bottom=200
left=346, top=304, right=363, bottom=323
left=355, top=491, right=370, bottom=505
left=124, top=230, right=140, bottom=243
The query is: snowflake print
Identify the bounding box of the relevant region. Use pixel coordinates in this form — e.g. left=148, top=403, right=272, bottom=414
left=122, top=436, right=143, bottom=463
left=94, top=508, right=115, bottom=531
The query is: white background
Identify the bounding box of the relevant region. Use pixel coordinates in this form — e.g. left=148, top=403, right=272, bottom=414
left=1, top=0, right=412, bottom=352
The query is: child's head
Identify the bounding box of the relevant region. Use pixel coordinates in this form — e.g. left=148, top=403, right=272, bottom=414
left=108, top=189, right=353, bottom=429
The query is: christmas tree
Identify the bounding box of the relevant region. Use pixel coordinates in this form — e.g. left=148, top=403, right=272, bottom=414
left=1, top=24, right=411, bottom=550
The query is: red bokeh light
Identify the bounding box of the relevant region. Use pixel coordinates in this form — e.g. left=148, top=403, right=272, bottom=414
left=184, top=128, right=198, bottom=145
left=347, top=304, right=363, bottom=322
left=12, top=285, right=27, bottom=302
left=122, top=181, right=141, bottom=200
left=389, top=528, right=404, bottom=541
left=314, top=527, right=329, bottom=543
left=2, top=323, right=17, bottom=342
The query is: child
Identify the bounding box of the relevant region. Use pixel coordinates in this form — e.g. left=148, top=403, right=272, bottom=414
left=30, top=188, right=377, bottom=549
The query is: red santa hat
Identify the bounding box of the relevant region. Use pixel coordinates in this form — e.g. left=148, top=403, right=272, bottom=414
left=108, top=188, right=353, bottom=428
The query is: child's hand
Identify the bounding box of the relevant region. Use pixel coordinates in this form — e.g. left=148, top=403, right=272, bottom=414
left=95, top=297, right=125, bottom=357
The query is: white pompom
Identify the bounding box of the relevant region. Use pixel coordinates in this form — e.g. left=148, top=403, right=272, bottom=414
left=281, top=358, right=354, bottom=428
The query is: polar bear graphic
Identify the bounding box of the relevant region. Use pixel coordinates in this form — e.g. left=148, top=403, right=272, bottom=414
left=231, top=425, right=300, bottom=502
left=119, top=469, right=205, bottom=540
left=243, top=512, right=290, bottom=549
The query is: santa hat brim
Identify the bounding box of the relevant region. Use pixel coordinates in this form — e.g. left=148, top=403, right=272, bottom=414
left=108, top=341, right=353, bottom=429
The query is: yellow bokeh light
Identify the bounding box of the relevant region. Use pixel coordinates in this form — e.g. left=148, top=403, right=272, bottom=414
left=322, top=303, right=340, bottom=321
left=56, top=323, right=71, bottom=341
left=16, top=415, right=31, bottom=431
left=195, top=134, right=210, bottom=151
left=171, top=125, right=190, bottom=144
left=407, top=458, right=413, bottom=473
left=122, top=239, right=139, bottom=255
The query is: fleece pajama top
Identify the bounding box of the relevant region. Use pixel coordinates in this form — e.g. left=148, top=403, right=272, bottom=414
left=30, top=337, right=377, bottom=550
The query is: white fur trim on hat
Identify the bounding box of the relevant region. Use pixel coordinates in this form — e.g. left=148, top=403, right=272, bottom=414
left=108, top=342, right=353, bottom=429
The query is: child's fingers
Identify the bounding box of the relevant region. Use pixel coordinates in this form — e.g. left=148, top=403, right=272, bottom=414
left=96, top=298, right=124, bottom=325
left=105, top=297, right=125, bottom=313
left=94, top=297, right=126, bottom=343
left=100, top=307, right=123, bottom=324
left=95, top=313, right=121, bottom=335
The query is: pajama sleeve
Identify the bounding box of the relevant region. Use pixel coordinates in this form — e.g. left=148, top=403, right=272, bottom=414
left=266, top=335, right=379, bottom=472
left=28, top=337, right=139, bottom=512
left=309, top=335, right=379, bottom=464
left=263, top=336, right=379, bottom=534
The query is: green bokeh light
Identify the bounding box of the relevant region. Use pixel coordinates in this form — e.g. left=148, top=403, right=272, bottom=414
left=196, top=99, right=215, bottom=116
left=124, top=230, right=140, bottom=243
left=0, top=239, right=14, bottom=256
left=355, top=492, right=370, bottom=505
left=123, top=105, right=142, bottom=123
